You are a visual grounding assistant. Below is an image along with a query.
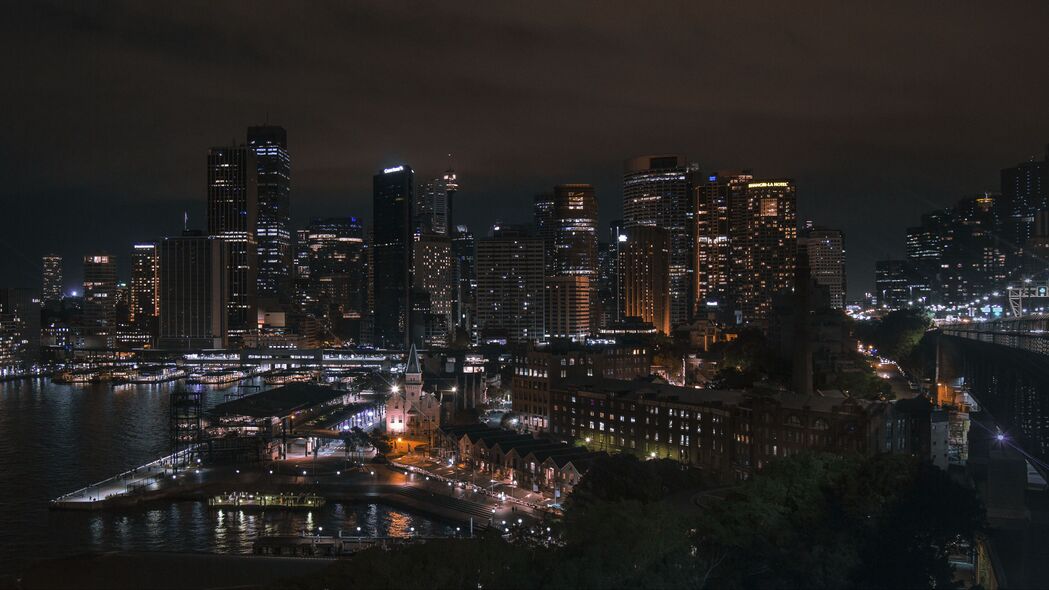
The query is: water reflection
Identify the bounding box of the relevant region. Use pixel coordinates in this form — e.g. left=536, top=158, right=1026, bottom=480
left=0, top=378, right=453, bottom=573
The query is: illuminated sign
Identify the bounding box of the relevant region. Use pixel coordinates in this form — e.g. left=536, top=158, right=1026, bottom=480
left=747, top=182, right=791, bottom=189
left=383, top=165, right=405, bottom=174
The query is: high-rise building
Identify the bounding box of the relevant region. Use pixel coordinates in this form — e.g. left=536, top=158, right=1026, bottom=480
left=83, top=254, right=117, bottom=348
left=475, top=224, right=545, bottom=344
left=130, top=242, right=160, bottom=327
left=417, top=170, right=457, bottom=235
left=248, top=126, right=292, bottom=302
left=544, top=275, right=590, bottom=341
left=451, top=225, right=476, bottom=332
left=619, top=225, right=670, bottom=334
left=413, top=232, right=454, bottom=345
left=534, top=192, right=556, bottom=276
left=623, top=155, right=697, bottom=328
left=730, top=180, right=798, bottom=324
left=293, top=228, right=311, bottom=309
left=41, top=255, right=62, bottom=303
left=305, top=217, right=367, bottom=340
left=694, top=171, right=750, bottom=311
left=207, top=145, right=258, bottom=342
left=799, top=225, right=846, bottom=309
left=158, top=231, right=229, bottom=349
left=0, top=288, right=40, bottom=371
left=373, top=164, right=414, bottom=348
left=875, top=259, right=928, bottom=310
left=550, top=184, right=599, bottom=278
left=1000, top=150, right=1047, bottom=264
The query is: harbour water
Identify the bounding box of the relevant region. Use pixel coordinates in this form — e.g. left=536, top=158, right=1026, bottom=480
left=0, top=378, right=450, bottom=575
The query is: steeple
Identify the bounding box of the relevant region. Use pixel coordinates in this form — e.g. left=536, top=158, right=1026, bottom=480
left=405, top=343, right=422, bottom=375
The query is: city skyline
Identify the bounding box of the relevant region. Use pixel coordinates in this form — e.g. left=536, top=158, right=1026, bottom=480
left=6, top=2, right=1049, bottom=297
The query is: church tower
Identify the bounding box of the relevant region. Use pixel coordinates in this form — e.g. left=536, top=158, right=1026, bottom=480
left=404, top=343, right=423, bottom=401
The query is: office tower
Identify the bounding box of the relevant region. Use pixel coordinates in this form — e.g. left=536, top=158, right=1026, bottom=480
left=875, top=260, right=927, bottom=309
left=207, top=145, right=258, bottom=341
left=413, top=232, right=454, bottom=345
left=623, top=155, right=697, bottom=327
left=799, top=225, right=846, bottom=309
left=0, top=288, right=40, bottom=370
left=730, top=180, right=798, bottom=324
left=550, top=184, right=599, bottom=278
left=942, top=193, right=1006, bottom=304
left=1024, top=210, right=1049, bottom=277
left=293, top=228, right=311, bottom=309
left=1000, top=150, right=1047, bottom=264
left=83, top=254, right=117, bottom=348
left=158, top=231, right=229, bottom=349
left=594, top=241, right=617, bottom=329
left=130, top=242, right=159, bottom=327
left=544, top=275, right=590, bottom=341
left=694, top=171, right=750, bottom=311
left=41, top=255, right=62, bottom=303
left=451, top=225, right=476, bottom=332
left=534, top=192, right=555, bottom=275
left=373, top=164, right=414, bottom=348
left=619, top=225, right=670, bottom=334
left=417, top=169, right=458, bottom=235
left=305, top=217, right=367, bottom=339
left=475, top=224, right=545, bottom=343
left=248, top=126, right=292, bottom=302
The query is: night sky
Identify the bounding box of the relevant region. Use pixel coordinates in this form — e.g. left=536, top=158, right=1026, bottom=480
left=4, top=1, right=1049, bottom=298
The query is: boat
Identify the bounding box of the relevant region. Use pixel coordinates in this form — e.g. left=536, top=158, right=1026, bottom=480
left=187, top=369, right=246, bottom=385
left=264, top=370, right=316, bottom=385
left=126, top=366, right=187, bottom=383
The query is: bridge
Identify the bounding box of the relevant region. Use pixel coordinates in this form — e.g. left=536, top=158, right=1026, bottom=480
left=939, top=314, right=1049, bottom=356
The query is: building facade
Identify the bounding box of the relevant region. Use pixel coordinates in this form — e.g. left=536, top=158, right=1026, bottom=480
left=800, top=225, right=846, bottom=309
left=618, top=225, right=670, bottom=334
left=385, top=345, right=441, bottom=442
left=623, top=155, right=696, bottom=328
left=372, top=165, right=414, bottom=348
left=158, top=231, right=229, bottom=349
left=130, top=242, right=159, bottom=333
left=82, top=254, right=117, bottom=348
left=41, top=255, right=62, bottom=304
left=544, top=275, right=591, bottom=342
left=730, top=180, right=797, bottom=324
left=475, top=225, right=545, bottom=344
left=207, top=145, right=258, bottom=343
left=248, top=126, right=292, bottom=302
left=694, top=171, right=750, bottom=312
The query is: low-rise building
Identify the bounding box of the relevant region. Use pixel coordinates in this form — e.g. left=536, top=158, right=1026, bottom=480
left=549, top=378, right=911, bottom=482
left=385, top=344, right=441, bottom=443
left=511, top=342, right=651, bottom=431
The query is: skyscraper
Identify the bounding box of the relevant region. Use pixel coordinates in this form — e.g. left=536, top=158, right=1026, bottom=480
left=730, top=180, right=797, bottom=324
left=623, top=155, right=697, bottom=328
left=544, top=275, right=590, bottom=341
left=0, top=288, right=40, bottom=370
left=83, top=254, right=117, bottom=348
left=534, top=192, right=555, bottom=276
left=799, top=225, right=846, bottom=309
left=416, top=170, right=457, bottom=235
left=413, top=232, right=454, bottom=345
left=550, top=184, right=599, bottom=278
left=373, top=164, right=414, bottom=348
left=130, top=242, right=160, bottom=327
left=158, top=231, right=229, bottom=349
left=305, top=217, right=367, bottom=340
left=248, top=126, right=292, bottom=302
left=451, top=225, right=476, bottom=332
left=207, top=145, right=258, bottom=342
left=41, top=255, right=62, bottom=303
left=618, top=225, right=670, bottom=334
left=475, top=224, right=545, bottom=343
left=694, top=171, right=750, bottom=311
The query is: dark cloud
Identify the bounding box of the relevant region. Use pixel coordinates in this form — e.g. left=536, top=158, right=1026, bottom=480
left=3, top=0, right=1049, bottom=295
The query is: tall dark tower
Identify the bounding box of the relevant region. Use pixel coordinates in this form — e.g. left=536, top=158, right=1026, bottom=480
left=623, top=155, right=697, bottom=328
left=207, top=145, right=258, bottom=343
left=248, top=126, right=292, bottom=303
left=372, top=164, right=414, bottom=348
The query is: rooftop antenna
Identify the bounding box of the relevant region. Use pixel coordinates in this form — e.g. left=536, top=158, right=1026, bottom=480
left=183, top=211, right=189, bottom=232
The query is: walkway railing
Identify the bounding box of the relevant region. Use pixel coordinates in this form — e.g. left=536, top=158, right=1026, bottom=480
left=51, top=445, right=202, bottom=504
